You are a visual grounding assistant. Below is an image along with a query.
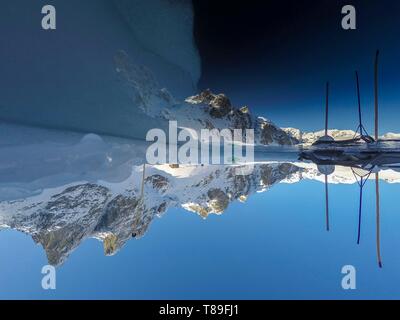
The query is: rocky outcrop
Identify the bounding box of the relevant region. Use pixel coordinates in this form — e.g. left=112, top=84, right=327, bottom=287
left=145, top=174, right=169, bottom=192
left=184, top=90, right=297, bottom=145
left=257, top=118, right=299, bottom=145
left=104, top=234, right=118, bottom=256
left=186, top=89, right=232, bottom=118
left=3, top=155, right=400, bottom=266
left=209, top=94, right=233, bottom=118
left=186, top=89, right=215, bottom=105
left=0, top=163, right=304, bottom=265
left=207, top=189, right=230, bottom=214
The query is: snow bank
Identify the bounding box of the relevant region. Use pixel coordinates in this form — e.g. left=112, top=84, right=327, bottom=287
left=0, top=0, right=200, bottom=139
left=114, top=0, right=200, bottom=84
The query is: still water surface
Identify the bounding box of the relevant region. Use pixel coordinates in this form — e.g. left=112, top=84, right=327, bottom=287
left=0, top=124, right=399, bottom=299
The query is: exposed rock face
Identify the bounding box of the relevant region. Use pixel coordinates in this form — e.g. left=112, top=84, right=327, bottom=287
left=231, top=109, right=253, bottom=131
left=184, top=90, right=297, bottom=145
left=207, top=189, right=230, bottom=214
left=145, top=174, right=169, bottom=192
left=97, top=195, right=138, bottom=232
left=186, top=90, right=232, bottom=118
left=30, top=184, right=112, bottom=265
left=4, top=155, right=400, bottom=266
left=187, top=89, right=215, bottom=105
left=103, top=234, right=118, bottom=256
left=257, top=118, right=299, bottom=146
left=0, top=163, right=304, bottom=266
left=240, top=106, right=249, bottom=114
left=185, top=204, right=212, bottom=219
left=209, top=94, right=233, bottom=118
left=260, top=163, right=300, bottom=186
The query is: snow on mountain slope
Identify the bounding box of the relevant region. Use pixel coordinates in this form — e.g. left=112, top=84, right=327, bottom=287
left=381, top=132, right=400, bottom=140
left=0, top=0, right=199, bottom=140
left=0, top=123, right=152, bottom=201
left=292, top=162, right=400, bottom=184
left=1, top=142, right=400, bottom=266
left=0, top=162, right=302, bottom=265
left=284, top=128, right=359, bottom=145
left=114, top=0, right=201, bottom=84
left=163, top=90, right=299, bottom=146
left=284, top=128, right=400, bottom=145
left=0, top=0, right=297, bottom=145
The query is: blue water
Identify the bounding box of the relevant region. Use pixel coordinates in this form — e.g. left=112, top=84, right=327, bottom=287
left=1, top=179, right=399, bottom=299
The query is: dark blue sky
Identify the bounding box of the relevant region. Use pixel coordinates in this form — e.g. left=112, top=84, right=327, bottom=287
left=193, top=0, right=400, bottom=133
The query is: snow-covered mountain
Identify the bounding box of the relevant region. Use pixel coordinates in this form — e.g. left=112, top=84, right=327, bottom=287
left=283, top=128, right=359, bottom=145
left=0, top=0, right=200, bottom=140
left=0, top=162, right=301, bottom=265
left=156, top=89, right=399, bottom=146
left=0, top=0, right=394, bottom=145
left=0, top=0, right=300, bottom=145
left=283, top=128, right=400, bottom=145
left=0, top=122, right=301, bottom=265
left=0, top=0, right=398, bottom=146
left=0, top=136, right=400, bottom=265
left=163, top=89, right=300, bottom=146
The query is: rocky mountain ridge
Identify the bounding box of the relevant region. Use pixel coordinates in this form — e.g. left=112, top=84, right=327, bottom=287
left=1, top=160, right=400, bottom=266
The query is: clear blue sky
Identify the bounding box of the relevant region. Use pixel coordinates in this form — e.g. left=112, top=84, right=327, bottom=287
left=195, top=0, right=400, bottom=133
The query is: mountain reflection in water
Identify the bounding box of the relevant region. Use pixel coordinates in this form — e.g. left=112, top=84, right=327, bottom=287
left=1, top=124, right=400, bottom=270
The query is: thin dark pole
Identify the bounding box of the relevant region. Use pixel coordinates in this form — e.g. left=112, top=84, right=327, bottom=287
left=325, top=174, right=330, bottom=231
left=325, top=82, right=329, bottom=136
left=140, top=163, right=146, bottom=199
left=374, top=50, right=380, bottom=141
left=375, top=173, right=382, bottom=268
left=355, top=71, right=363, bottom=133
left=132, top=163, right=146, bottom=238
left=357, top=177, right=363, bottom=245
